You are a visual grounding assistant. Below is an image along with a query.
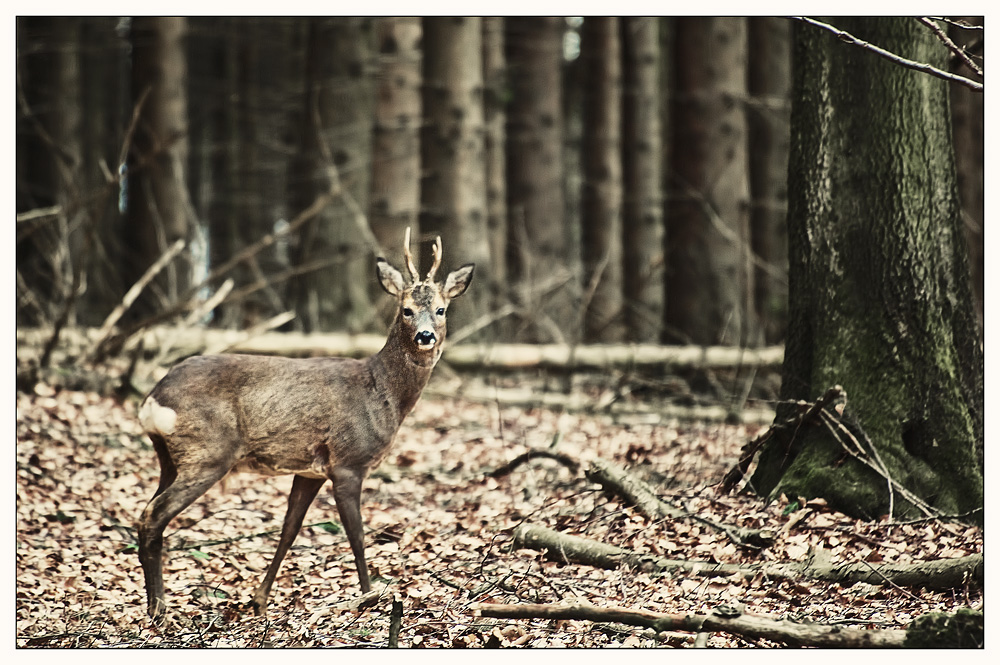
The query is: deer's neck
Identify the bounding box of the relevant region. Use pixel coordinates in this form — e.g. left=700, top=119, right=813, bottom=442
left=368, top=329, right=437, bottom=419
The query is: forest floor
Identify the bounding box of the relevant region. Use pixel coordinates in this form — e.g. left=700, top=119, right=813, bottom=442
left=15, top=368, right=983, bottom=648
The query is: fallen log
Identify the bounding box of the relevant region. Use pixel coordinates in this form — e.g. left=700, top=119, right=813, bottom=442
left=470, top=600, right=907, bottom=648
left=512, top=523, right=983, bottom=589
left=18, top=326, right=783, bottom=371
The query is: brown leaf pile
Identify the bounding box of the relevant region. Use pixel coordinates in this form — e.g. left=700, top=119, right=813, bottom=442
left=16, top=378, right=982, bottom=647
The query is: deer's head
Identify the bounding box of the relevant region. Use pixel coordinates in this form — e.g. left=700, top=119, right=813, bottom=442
left=376, top=228, right=474, bottom=361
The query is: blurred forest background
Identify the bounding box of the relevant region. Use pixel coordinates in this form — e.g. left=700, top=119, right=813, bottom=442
left=16, top=16, right=984, bottom=350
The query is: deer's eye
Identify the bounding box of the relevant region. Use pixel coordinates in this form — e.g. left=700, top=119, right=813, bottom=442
left=402, top=307, right=414, bottom=317
left=436, top=308, right=445, bottom=317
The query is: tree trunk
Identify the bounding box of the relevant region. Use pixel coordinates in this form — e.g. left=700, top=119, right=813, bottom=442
left=751, top=18, right=983, bottom=522
left=947, top=17, right=984, bottom=330
left=482, top=17, right=508, bottom=315
left=621, top=17, right=664, bottom=343
left=420, top=17, right=490, bottom=334
left=16, top=18, right=84, bottom=325
left=665, top=17, right=754, bottom=347
left=288, top=18, right=375, bottom=334
left=580, top=17, right=623, bottom=342
left=747, top=17, right=790, bottom=345
left=504, top=17, right=571, bottom=341
left=124, top=17, right=192, bottom=320
left=370, top=17, right=422, bottom=261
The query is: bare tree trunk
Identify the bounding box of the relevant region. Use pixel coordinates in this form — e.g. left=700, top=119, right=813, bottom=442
left=621, top=17, right=664, bottom=342
left=580, top=17, right=623, bottom=342
left=370, top=17, right=422, bottom=260
left=420, top=17, right=490, bottom=334
left=665, top=18, right=754, bottom=347
left=288, top=18, right=375, bottom=333
left=747, top=17, right=790, bottom=345
left=124, top=17, right=192, bottom=320
left=482, top=17, right=508, bottom=316
left=505, top=17, right=571, bottom=341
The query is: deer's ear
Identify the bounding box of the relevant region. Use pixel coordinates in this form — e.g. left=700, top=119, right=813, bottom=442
left=443, top=263, right=475, bottom=299
left=376, top=258, right=406, bottom=296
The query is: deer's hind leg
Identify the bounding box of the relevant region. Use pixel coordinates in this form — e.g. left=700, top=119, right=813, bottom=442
left=137, top=433, right=233, bottom=619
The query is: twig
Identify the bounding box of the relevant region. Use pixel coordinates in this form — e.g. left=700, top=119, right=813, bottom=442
left=719, top=386, right=843, bottom=493
left=91, top=238, right=186, bottom=354
left=792, top=16, right=983, bottom=92
left=916, top=17, right=982, bottom=77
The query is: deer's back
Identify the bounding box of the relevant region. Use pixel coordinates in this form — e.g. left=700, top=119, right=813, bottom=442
left=141, top=354, right=404, bottom=476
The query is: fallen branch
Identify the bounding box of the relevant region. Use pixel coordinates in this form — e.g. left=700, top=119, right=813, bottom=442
left=511, top=523, right=982, bottom=589
left=720, top=385, right=843, bottom=493
left=585, top=459, right=775, bottom=548
left=437, top=385, right=775, bottom=424
left=487, top=450, right=580, bottom=479
left=470, top=600, right=907, bottom=647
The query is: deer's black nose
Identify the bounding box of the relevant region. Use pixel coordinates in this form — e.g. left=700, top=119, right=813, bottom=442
left=414, top=330, right=436, bottom=347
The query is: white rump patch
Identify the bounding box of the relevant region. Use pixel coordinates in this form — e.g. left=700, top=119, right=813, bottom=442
left=138, top=397, right=178, bottom=436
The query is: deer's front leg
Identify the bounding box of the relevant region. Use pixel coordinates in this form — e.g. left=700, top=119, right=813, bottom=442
left=330, top=466, right=370, bottom=593
left=251, top=474, right=326, bottom=616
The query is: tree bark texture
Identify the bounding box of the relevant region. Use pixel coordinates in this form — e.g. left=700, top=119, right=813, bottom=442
left=370, top=17, right=422, bottom=260
left=420, top=17, right=490, bottom=334
left=752, top=18, right=983, bottom=521
left=482, top=17, right=508, bottom=310
left=289, top=17, right=374, bottom=334
left=124, top=17, right=192, bottom=320
left=580, top=17, right=623, bottom=342
left=621, top=17, right=664, bottom=343
left=504, top=17, right=571, bottom=339
left=665, top=17, right=754, bottom=347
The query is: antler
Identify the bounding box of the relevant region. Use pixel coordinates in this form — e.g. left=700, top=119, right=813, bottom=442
left=425, top=236, right=443, bottom=282
left=401, top=227, right=420, bottom=283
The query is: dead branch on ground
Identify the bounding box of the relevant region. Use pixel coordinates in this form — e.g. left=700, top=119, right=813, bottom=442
left=471, top=599, right=907, bottom=647
left=510, top=523, right=983, bottom=590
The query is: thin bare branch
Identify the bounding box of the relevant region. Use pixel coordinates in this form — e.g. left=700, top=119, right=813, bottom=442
left=917, top=17, right=983, bottom=77
left=91, top=239, right=186, bottom=349
left=792, top=16, right=983, bottom=93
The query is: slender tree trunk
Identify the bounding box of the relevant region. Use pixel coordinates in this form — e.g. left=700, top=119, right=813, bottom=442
left=124, top=17, right=192, bottom=320
left=420, top=17, right=490, bottom=333
left=482, top=17, right=508, bottom=315
left=505, top=17, right=570, bottom=341
left=747, top=17, right=790, bottom=345
left=288, top=17, right=374, bottom=333
left=752, top=18, right=983, bottom=522
left=580, top=17, right=623, bottom=342
left=370, top=17, right=422, bottom=260
left=621, top=17, right=664, bottom=342
left=947, top=17, right=984, bottom=331
left=665, top=17, right=754, bottom=346
left=16, top=18, right=84, bottom=324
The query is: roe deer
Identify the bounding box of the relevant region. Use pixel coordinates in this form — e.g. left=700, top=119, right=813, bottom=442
left=136, top=229, right=474, bottom=619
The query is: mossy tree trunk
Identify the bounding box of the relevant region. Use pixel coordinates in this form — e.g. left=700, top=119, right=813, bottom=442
left=751, top=18, right=983, bottom=522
